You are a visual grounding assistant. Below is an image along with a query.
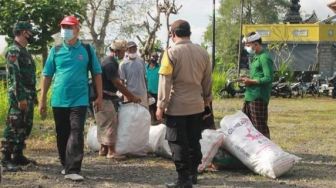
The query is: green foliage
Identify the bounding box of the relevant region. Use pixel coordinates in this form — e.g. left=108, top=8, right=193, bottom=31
left=275, top=60, right=294, bottom=81
left=214, top=55, right=237, bottom=73
left=244, top=0, right=288, bottom=24
left=268, top=42, right=294, bottom=81
left=33, top=55, right=43, bottom=85
left=204, top=0, right=288, bottom=74
left=0, top=0, right=86, bottom=62
left=153, top=40, right=164, bottom=53
left=0, top=81, right=8, bottom=126
left=0, top=55, right=5, bottom=66
left=212, top=71, right=228, bottom=99
left=212, top=54, right=240, bottom=99
left=204, top=0, right=240, bottom=70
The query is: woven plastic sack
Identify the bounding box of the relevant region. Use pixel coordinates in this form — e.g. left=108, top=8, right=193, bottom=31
left=220, top=111, right=301, bottom=179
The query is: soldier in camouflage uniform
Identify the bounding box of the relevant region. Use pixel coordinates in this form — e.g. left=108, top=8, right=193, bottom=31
left=1, top=21, right=37, bottom=171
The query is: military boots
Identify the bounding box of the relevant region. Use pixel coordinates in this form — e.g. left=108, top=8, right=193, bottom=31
left=1, top=152, right=20, bottom=172
left=13, top=150, right=36, bottom=166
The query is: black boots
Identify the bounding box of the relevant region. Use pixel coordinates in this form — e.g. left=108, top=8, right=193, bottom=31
left=1, top=152, right=20, bottom=172
left=12, top=150, right=36, bottom=166
left=190, top=174, right=197, bottom=185
left=165, top=180, right=192, bottom=188
left=165, top=172, right=193, bottom=188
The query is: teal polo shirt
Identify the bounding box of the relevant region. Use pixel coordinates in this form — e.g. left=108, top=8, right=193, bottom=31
left=43, top=40, right=102, bottom=107
left=146, top=64, right=160, bottom=94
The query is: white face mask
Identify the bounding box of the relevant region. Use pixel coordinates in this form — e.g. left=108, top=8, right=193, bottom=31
left=128, top=53, right=137, bottom=59
left=245, top=46, right=256, bottom=55
left=61, top=28, right=74, bottom=42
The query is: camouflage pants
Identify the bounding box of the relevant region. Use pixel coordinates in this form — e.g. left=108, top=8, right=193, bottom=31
left=1, top=99, right=34, bottom=154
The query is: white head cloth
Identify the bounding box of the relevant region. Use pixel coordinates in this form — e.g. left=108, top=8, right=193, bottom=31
left=242, top=32, right=261, bottom=43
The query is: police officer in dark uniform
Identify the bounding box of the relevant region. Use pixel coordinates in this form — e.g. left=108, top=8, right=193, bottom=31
left=1, top=21, right=37, bottom=171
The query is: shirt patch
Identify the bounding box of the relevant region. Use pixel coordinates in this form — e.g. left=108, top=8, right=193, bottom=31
left=8, top=54, right=17, bottom=63
left=159, top=51, right=173, bottom=75
left=78, top=54, right=84, bottom=61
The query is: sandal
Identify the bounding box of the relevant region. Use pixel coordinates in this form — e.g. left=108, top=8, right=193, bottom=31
left=106, top=152, right=114, bottom=159
left=99, top=146, right=107, bottom=156
left=112, top=154, right=126, bottom=160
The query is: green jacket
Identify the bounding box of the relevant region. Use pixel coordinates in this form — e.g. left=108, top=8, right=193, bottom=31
left=6, top=41, right=36, bottom=105
left=244, top=49, right=273, bottom=103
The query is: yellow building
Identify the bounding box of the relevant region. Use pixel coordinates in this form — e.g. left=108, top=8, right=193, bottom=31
left=243, top=23, right=336, bottom=43
left=243, top=23, right=336, bottom=77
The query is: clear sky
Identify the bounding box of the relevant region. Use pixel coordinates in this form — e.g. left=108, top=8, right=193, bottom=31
left=1, top=0, right=335, bottom=53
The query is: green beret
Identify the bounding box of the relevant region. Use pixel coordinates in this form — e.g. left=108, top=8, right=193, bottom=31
left=13, top=21, right=33, bottom=32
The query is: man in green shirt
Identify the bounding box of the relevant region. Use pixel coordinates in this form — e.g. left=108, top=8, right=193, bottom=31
left=239, top=32, right=273, bottom=139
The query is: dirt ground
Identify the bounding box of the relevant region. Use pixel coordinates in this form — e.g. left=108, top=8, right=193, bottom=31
left=1, top=148, right=335, bottom=188
left=1, top=98, right=336, bottom=188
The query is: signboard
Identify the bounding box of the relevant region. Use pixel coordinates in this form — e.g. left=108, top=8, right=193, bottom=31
left=256, top=30, right=271, bottom=37
left=292, top=29, right=308, bottom=37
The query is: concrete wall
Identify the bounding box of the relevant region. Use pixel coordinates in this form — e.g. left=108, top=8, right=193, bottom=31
left=266, top=42, right=336, bottom=77
left=318, top=42, right=336, bottom=77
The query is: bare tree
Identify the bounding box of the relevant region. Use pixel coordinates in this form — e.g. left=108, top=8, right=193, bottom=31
left=160, top=0, right=182, bottom=48
left=83, top=0, right=150, bottom=58
left=136, top=0, right=182, bottom=62
left=83, top=0, right=115, bottom=58
left=136, top=0, right=163, bottom=62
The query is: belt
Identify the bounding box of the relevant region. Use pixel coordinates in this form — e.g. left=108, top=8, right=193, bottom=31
left=103, top=90, right=117, bottom=97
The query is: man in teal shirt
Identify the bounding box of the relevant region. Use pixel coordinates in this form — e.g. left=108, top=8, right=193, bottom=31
left=239, top=32, right=273, bottom=139
left=146, top=53, right=160, bottom=123
left=39, top=16, right=102, bottom=181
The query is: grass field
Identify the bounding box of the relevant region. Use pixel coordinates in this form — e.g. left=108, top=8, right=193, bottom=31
left=1, top=97, right=336, bottom=187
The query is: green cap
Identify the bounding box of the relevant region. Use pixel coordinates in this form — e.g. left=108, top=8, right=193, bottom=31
left=13, top=21, right=33, bottom=32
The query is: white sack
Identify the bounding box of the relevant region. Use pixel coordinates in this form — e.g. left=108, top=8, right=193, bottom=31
left=148, top=124, right=165, bottom=152
left=115, top=103, right=151, bottom=156
left=220, top=111, right=301, bottom=179
left=148, top=124, right=172, bottom=158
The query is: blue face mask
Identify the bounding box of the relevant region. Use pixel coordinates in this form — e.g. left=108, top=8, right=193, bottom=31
left=61, top=28, right=74, bottom=42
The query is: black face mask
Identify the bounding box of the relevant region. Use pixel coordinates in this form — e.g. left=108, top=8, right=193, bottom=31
left=150, top=56, right=158, bottom=64
left=26, top=34, right=35, bottom=44
left=150, top=59, right=157, bottom=64
left=24, top=31, right=35, bottom=44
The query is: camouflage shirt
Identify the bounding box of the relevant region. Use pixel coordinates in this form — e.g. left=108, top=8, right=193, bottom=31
left=5, top=41, right=36, bottom=103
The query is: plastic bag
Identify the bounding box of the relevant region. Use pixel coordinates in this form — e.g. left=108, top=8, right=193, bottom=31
left=212, top=148, right=246, bottom=170
left=220, top=111, right=301, bottom=179
left=148, top=124, right=172, bottom=158
left=86, top=124, right=100, bottom=151
left=115, top=103, right=151, bottom=156
left=198, top=129, right=224, bottom=172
